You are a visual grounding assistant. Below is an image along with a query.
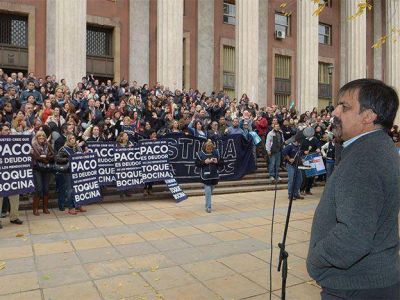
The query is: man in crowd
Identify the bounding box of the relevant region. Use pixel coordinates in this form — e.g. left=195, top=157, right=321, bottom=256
left=20, top=80, right=42, bottom=105
left=307, top=79, right=400, bottom=299
left=226, top=118, right=244, bottom=135
left=266, top=123, right=284, bottom=182
left=282, top=133, right=304, bottom=200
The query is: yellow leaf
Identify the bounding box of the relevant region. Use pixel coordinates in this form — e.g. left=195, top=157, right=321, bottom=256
left=0, top=261, right=6, bottom=270
left=151, top=265, right=159, bottom=272
left=280, top=2, right=287, bottom=9
left=16, top=233, right=24, bottom=237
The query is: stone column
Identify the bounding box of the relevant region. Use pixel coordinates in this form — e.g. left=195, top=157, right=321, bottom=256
left=46, top=0, right=86, bottom=88
left=340, top=0, right=367, bottom=85
left=296, top=0, right=319, bottom=113
left=197, top=0, right=214, bottom=94
left=386, top=0, right=400, bottom=126
left=129, top=0, right=150, bottom=85
left=235, top=0, right=259, bottom=104
left=373, top=0, right=383, bottom=80
left=258, top=0, right=268, bottom=106
left=157, top=0, right=183, bottom=91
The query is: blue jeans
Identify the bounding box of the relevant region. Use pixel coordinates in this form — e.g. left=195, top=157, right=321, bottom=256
left=204, top=185, right=214, bottom=209
left=287, top=164, right=303, bottom=198
left=269, top=152, right=281, bottom=179
left=33, top=170, right=50, bottom=198
left=63, top=173, right=75, bottom=209
left=55, top=173, right=66, bottom=209
left=326, top=161, right=335, bottom=179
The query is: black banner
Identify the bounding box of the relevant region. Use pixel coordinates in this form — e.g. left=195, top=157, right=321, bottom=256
left=139, top=140, right=173, bottom=182
left=114, top=146, right=143, bottom=190
left=87, top=141, right=116, bottom=186
left=0, top=135, right=35, bottom=196
left=165, top=178, right=188, bottom=202
left=70, top=153, right=102, bottom=205
left=163, top=133, right=256, bottom=182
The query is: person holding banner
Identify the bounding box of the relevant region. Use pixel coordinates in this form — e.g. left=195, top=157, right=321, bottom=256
left=116, top=132, right=133, bottom=148
left=56, top=134, right=85, bottom=215
left=282, top=134, right=304, bottom=200
left=143, top=130, right=158, bottom=196
left=31, top=130, right=55, bottom=215
left=321, top=134, right=336, bottom=179
left=195, top=139, right=223, bottom=213
left=0, top=123, right=24, bottom=227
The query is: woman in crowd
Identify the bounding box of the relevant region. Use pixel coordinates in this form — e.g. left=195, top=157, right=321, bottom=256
left=46, top=106, right=66, bottom=129
left=116, top=132, right=134, bottom=198
left=116, top=131, right=133, bottom=148
left=31, top=130, right=55, bottom=215
left=60, top=101, right=75, bottom=120
left=11, top=110, right=30, bottom=135
left=56, top=134, right=85, bottom=215
left=195, top=139, right=223, bottom=213
left=168, top=120, right=181, bottom=134
left=38, top=98, right=53, bottom=124
left=84, top=124, right=105, bottom=142
left=188, top=119, right=207, bottom=139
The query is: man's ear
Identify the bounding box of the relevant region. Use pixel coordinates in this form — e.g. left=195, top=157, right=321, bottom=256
left=362, top=109, right=378, bottom=125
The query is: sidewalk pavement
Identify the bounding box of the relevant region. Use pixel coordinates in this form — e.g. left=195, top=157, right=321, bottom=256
left=0, top=188, right=324, bottom=300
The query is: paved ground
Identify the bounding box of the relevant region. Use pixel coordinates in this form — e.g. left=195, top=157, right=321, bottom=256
left=0, top=187, right=324, bottom=300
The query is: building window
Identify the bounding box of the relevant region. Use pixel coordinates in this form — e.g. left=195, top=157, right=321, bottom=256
left=274, top=54, right=291, bottom=107
left=275, top=13, right=290, bottom=36
left=0, top=13, right=28, bottom=48
left=318, top=62, right=333, bottom=109
left=223, top=2, right=236, bottom=25
left=318, top=23, right=331, bottom=45
left=86, top=25, right=113, bottom=57
left=223, top=45, right=235, bottom=98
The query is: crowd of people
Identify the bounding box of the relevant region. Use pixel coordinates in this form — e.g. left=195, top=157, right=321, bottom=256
left=0, top=69, right=399, bottom=225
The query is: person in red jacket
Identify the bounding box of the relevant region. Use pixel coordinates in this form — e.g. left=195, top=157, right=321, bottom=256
left=255, top=112, right=268, bottom=157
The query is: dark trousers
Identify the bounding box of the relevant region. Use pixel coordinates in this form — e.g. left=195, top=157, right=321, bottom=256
left=1, top=197, right=9, bottom=214
left=300, top=171, right=314, bottom=192
left=321, top=282, right=400, bottom=300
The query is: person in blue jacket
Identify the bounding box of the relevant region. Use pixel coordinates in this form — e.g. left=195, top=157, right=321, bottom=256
left=195, top=139, right=223, bottom=213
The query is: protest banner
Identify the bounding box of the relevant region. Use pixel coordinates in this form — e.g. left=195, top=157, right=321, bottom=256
left=140, top=140, right=173, bottom=182
left=70, top=153, right=102, bottom=205
left=163, top=133, right=256, bottom=182
left=0, top=135, right=35, bottom=196
left=87, top=141, right=116, bottom=186
left=165, top=178, right=188, bottom=202
left=114, top=146, right=143, bottom=190
left=303, top=153, right=326, bottom=177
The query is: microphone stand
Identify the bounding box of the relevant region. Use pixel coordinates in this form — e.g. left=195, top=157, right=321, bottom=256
left=277, top=146, right=302, bottom=300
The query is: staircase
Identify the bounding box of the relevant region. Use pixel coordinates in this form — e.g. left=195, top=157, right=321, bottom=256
left=19, top=158, right=292, bottom=209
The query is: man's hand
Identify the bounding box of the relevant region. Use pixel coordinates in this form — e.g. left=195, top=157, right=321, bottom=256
left=267, top=151, right=272, bottom=156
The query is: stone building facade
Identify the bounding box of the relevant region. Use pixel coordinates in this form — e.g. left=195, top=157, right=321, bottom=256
left=0, top=0, right=399, bottom=124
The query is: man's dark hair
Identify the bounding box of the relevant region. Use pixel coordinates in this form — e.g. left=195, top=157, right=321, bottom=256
left=338, top=79, right=399, bottom=129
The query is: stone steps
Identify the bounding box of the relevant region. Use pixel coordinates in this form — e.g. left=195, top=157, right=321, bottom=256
left=19, top=158, right=324, bottom=210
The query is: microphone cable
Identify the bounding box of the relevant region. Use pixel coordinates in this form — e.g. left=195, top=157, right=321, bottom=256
left=268, top=152, right=279, bottom=300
